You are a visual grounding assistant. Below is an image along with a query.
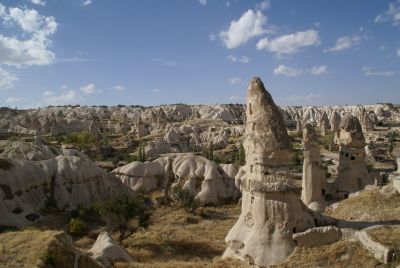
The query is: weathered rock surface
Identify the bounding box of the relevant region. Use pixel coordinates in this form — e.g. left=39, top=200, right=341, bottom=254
left=224, top=77, right=334, bottom=267
left=0, top=155, right=132, bottom=228
left=301, top=123, right=327, bottom=212
left=88, top=232, right=133, bottom=267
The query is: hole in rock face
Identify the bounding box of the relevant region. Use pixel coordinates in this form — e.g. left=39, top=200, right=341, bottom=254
left=322, top=189, right=326, bottom=196
left=249, top=103, right=252, bottom=115
left=251, top=196, right=254, bottom=204
left=293, top=227, right=297, bottom=233
left=344, top=193, right=349, bottom=199
left=351, top=156, right=356, bottom=160
left=345, top=153, right=349, bottom=157
left=314, top=219, right=319, bottom=227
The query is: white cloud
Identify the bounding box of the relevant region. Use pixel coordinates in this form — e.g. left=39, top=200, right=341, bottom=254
left=83, top=0, right=92, bottom=6
left=325, top=35, right=361, bottom=52
left=362, top=66, right=396, bottom=76
left=310, top=65, right=328, bottom=75
left=5, top=97, right=21, bottom=103
left=220, top=9, right=267, bottom=49
left=0, top=4, right=57, bottom=67
left=80, top=83, right=100, bottom=94
left=45, top=90, right=83, bottom=106
left=0, top=68, right=17, bottom=89
left=273, top=65, right=303, bottom=77
left=228, top=77, right=242, bottom=85
left=397, top=48, right=400, bottom=57
left=209, top=32, right=216, bottom=41
left=30, top=0, right=46, bottom=6
left=43, top=90, right=54, bottom=96
left=226, top=1, right=231, bottom=7
left=153, top=58, right=177, bottom=66
left=256, top=1, right=270, bottom=10
left=199, top=0, right=207, bottom=6
left=226, top=55, right=250, bottom=63
left=153, top=88, right=162, bottom=93
left=256, top=29, right=320, bottom=55
left=114, top=85, right=125, bottom=91
left=375, top=0, right=400, bottom=26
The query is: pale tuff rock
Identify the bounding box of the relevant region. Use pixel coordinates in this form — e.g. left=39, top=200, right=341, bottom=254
left=243, top=77, right=292, bottom=168
left=0, top=156, right=131, bottom=228
left=112, top=161, right=165, bottom=192
left=88, top=232, right=133, bottom=267
left=114, top=156, right=241, bottom=204
left=362, top=111, right=375, bottom=132
left=0, top=137, right=59, bottom=161
left=319, top=112, right=331, bottom=136
left=301, top=123, right=327, bottom=212
left=224, top=78, right=332, bottom=267
left=334, top=114, right=372, bottom=195
left=296, top=119, right=302, bottom=135
left=170, top=155, right=240, bottom=204
left=136, top=115, right=147, bottom=138
left=292, top=226, right=342, bottom=247
left=330, top=111, right=341, bottom=132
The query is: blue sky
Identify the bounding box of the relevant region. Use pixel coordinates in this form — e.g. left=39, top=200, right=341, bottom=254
left=0, top=0, right=399, bottom=108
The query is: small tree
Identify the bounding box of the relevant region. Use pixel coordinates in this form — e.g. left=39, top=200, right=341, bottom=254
left=171, top=185, right=199, bottom=213
left=138, top=144, right=146, bottom=162
left=98, top=194, right=151, bottom=243
left=236, top=143, right=245, bottom=166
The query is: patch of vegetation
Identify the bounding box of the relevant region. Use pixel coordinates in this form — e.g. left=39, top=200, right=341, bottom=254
left=171, top=185, right=199, bottom=214
left=137, top=144, right=146, bottom=162
left=235, top=143, right=245, bottom=166
left=50, top=132, right=98, bottom=151
left=289, top=150, right=303, bottom=166
left=97, top=194, right=152, bottom=243
left=320, top=132, right=336, bottom=151
left=68, top=218, right=86, bottom=236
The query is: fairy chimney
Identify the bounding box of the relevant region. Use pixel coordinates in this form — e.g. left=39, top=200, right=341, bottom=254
left=224, top=78, right=320, bottom=267
left=301, top=123, right=327, bottom=212
left=335, top=114, right=371, bottom=196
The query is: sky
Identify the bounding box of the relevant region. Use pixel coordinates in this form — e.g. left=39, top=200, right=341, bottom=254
left=0, top=0, right=399, bottom=108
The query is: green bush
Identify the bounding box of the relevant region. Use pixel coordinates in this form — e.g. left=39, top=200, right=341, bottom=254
left=235, top=143, right=245, bottom=166
left=68, top=218, right=86, bottom=235
left=62, top=132, right=97, bottom=150
left=97, top=194, right=151, bottom=243
left=171, top=185, right=199, bottom=214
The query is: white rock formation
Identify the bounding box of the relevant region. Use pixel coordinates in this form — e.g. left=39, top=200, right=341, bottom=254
left=0, top=156, right=131, bottom=228
left=88, top=232, right=133, bottom=267
left=223, top=77, right=332, bottom=267
left=334, top=114, right=372, bottom=196
left=112, top=161, right=165, bottom=192
left=301, top=123, right=327, bottom=212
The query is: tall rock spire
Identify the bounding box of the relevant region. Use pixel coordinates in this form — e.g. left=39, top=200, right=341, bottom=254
left=224, top=78, right=328, bottom=267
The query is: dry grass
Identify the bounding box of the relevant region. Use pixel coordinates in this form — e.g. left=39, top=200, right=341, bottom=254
left=274, top=240, right=379, bottom=268
left=367, top=225, right=400, bottom=249
left=111, top=203, right=247, bottom=267
left=0, top=229, right=99, bottom=268
left=325, top=188, right=400, bottom=222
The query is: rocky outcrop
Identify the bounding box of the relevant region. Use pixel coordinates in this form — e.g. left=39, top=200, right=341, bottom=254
left=0, top=156, right=132, bottom=228
left=224, top=78, right=333, bottom=267
left=319, top=112, right=331, bottom=136
left=169, top=155, right=240, bottom=204
left=88, top=232, right=133, bottom=267
left=2, top=103, right=398, bottom=136
left=301, top=123, right=327, bottom=212
left=333, top=114, right=372, bottom=196
left=112, top=161, right=165, bottom=192
left=292, top=226, right=342, bottom=247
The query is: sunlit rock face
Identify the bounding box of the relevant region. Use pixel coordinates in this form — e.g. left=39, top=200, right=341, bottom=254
left=224, top=78, right=321, bottom=267
left=301, top=123, right=327, bottom=212
left=335, top=114, right=372, bottom=196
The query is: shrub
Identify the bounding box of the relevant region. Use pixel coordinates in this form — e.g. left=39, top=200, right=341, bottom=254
left=235, top=143, right=245, bottom=166
left=138, top=144, right=146, bottom=162
left=68, top=218, right=86, bottom=235
left=97, top=194, right=152, bottom=243
left=171, top=185, right=199, bottom=214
